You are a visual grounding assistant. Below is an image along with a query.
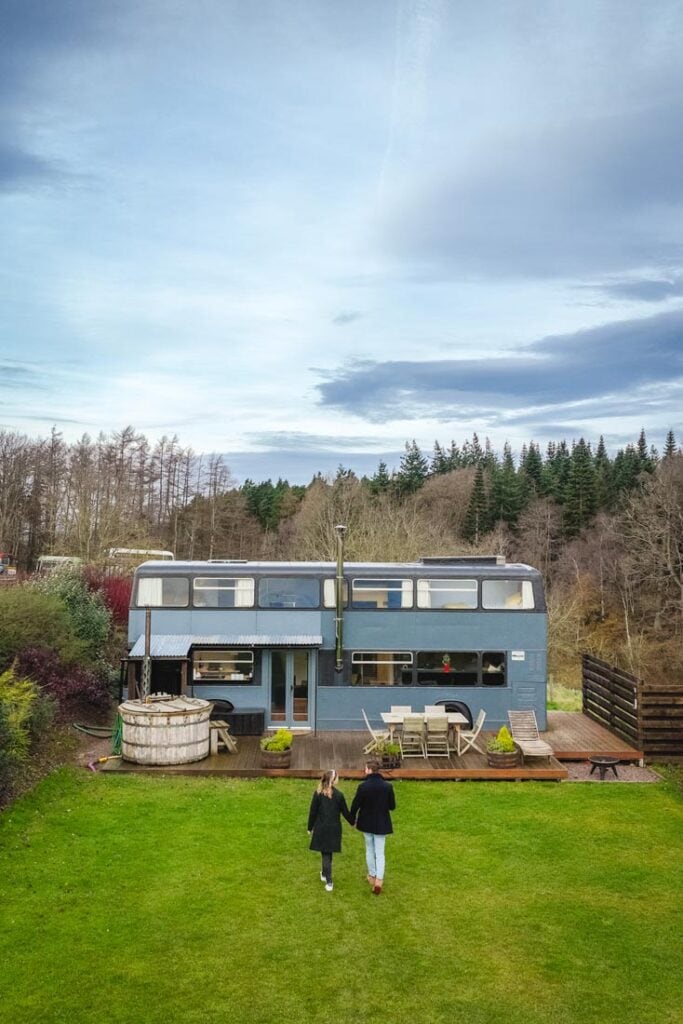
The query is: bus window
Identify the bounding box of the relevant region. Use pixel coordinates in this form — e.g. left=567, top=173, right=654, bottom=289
left=482, top=580, right=534, bottom=609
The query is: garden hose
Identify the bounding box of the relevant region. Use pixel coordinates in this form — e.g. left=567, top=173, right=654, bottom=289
left=111, top=714, right=123, bottom=756
left=72, top=723, right=113, bottom=738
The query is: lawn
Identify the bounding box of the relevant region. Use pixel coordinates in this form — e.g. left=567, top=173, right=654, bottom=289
left=1, top=771, right=682, bottom=1024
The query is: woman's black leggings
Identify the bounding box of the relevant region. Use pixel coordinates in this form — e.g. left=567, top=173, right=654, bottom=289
left=321, top=852, right=333, bottom=882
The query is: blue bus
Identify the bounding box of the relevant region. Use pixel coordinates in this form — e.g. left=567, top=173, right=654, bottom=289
left=125, top=555, right=547, bottom=731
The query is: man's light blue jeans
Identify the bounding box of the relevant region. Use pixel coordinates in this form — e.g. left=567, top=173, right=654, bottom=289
left=362, top=832, right=386, bottom=880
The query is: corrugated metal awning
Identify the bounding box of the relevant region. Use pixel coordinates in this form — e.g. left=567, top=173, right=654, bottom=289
left=128, top=634, right=324, bottom=658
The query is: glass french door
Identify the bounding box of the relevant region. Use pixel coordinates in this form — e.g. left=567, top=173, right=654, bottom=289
left=268, top=649, right=311, bottom=728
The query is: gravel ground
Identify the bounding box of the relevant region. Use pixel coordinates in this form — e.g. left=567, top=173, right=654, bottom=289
left=563, top=761, right=662, bottom=783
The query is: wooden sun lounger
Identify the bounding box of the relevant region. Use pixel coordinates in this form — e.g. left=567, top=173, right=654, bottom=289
left=507, top=711, right=553, bottom=763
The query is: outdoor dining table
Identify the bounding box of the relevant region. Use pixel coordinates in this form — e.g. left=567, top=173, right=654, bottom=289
left=380, top=710, right=468, bottom=751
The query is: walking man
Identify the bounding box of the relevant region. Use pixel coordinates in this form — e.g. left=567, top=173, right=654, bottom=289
left=350, top=759, right=396, bottom=895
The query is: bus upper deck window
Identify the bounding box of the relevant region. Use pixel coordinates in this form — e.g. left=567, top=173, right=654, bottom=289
left=482, top=580, right=534, bottom=610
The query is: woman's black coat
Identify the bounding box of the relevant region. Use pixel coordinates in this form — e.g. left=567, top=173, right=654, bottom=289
left=307, top=788, right=353, bottom=853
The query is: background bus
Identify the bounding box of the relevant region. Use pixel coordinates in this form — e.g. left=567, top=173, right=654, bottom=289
left=36, top=555, right=83, bottom=574
left=0, top=550, right=17, bottom=578
left=107, top=548, right=175, bottom=574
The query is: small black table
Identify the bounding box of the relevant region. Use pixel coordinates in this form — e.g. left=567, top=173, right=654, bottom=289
left=589, top=756, right=620, bottom=780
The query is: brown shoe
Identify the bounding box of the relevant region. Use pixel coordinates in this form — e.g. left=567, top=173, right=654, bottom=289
left=373, top=881, right=383, bottom=895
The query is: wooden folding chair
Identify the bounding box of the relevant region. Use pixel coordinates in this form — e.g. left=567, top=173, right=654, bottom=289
left=457, top=709, right=486, bottom=756
left=361, top=708, right=390, bottom=754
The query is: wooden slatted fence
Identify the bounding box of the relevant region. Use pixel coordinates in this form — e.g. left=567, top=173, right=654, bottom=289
left=582, top=654, right=683, bottom=761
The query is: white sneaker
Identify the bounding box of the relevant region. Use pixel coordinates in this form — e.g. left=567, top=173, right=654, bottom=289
left=325, top=882, right=334, bottom=892
left=320, top=873, right=326, bottom=882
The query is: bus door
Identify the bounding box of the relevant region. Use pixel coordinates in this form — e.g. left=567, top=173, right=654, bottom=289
left=267, top=649, right=314, bottom=729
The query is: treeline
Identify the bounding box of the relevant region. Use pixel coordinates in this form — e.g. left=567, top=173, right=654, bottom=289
left=1, top=425, right=681, bottom=684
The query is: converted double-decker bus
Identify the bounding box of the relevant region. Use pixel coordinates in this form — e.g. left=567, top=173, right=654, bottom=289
left=125, top=553, right=548, bottom=732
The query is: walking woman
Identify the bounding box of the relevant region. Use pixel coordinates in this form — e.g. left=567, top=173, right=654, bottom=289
left=307, top=769, right=353, bottom=892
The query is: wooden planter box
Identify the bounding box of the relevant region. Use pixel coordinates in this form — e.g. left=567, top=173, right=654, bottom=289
left=260, top=749, right=292, bottom=769
left=486, top=749, right=521, bottom=769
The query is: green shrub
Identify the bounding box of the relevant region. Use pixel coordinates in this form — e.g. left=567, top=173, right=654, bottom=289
left=0, top=587, right=86, bottom=669
left=486, top=725, right=516, bottom=753
left=0, top=699, right=14, bottom=802
left=32, top=566, right=111, bottom=665
left=374, top=740, right=401, bottom=756
left=0, top=668, right=39, bottom=762
left=0, top=667, right=55, bottom=803
left=260, top=729, right=293, bottom=751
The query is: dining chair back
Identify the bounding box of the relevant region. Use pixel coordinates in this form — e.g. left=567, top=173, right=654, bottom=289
left=399, top=714, right=426, bottom=758
left=425, top=715, right=451, bottom=757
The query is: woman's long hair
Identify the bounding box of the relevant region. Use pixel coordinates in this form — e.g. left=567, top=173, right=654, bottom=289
left=316, top=769, right=337, bottom=797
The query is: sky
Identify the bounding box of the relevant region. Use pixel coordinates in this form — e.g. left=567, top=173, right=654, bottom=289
left=2, top=0, right=682, bottom=483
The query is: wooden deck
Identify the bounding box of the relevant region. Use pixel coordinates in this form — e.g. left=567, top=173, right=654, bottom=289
left=101, top=712, right=642, bottom=781
left=545, top=711, right=644, bottom=762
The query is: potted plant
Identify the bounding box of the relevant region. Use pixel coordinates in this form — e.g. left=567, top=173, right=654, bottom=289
left=260, top=728, right=293, bottom=768
left=486, top=725, right=521, bottom=768
left=374, top=739, right=402, bottom=769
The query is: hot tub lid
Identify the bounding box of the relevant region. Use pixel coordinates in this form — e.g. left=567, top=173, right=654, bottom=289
left=119, top=695, right=211, bottom=717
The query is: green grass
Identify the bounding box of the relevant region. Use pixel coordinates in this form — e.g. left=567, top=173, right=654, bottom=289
left=1, top=771, right=682, bottom=1024
left=547, top=681, right=582, bottom=711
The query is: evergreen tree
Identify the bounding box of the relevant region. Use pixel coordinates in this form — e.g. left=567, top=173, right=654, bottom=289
left=430, top=441, right=449, bottom=475
left=482, top=437, right=498, bottom=471
left=663, top=429, right=678, bottom=459
left=369, top=460, right=391, bottom=495
left=461, top=434, right=484, bottom=466
left=563, top=438, right=597, bottom=536
left=520, top=441, right=543, bottom=495
left=241, top=477, right=292, bottom=531
left=395, top=440, right=429, bottom=495
left=489, top=443, right=525, bottom=527
left=593, top=435, right=616, bottom=509
left=446, top=441, right=462, bottom=470
left=612, top=444, right=642, bottom=493
left=541, top=440, right=571, bottom=501
left=636, top=428, right=656, bottom=473
left=463, top=465, right=490, bottom=542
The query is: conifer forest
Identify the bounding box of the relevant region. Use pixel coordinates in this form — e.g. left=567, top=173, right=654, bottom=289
left=0, top=425, right=681, bottom=687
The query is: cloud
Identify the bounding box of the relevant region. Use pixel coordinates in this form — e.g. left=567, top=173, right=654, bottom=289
left=0, top=361, right=48, bottom=389
left=382, top=100, right=683, bottom=280
left=245, top=431, right=390, bottom=452
left=332, top=310, right=363, bottom=325
left=594, top=277, right=683, bottom=302
left=316, top=309, right=683, bottom=421
left=0, top=142, right=63, bottom=192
